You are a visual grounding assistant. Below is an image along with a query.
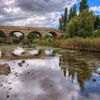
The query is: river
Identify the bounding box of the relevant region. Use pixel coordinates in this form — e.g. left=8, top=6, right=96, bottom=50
left=0, top=49, right=100, bottom=100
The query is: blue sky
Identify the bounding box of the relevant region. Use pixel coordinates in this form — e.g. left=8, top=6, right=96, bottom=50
left=88, top=0, right=100, bottom=15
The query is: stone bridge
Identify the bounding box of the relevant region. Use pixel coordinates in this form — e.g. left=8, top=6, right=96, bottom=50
left=0, top=26, right=63, bottom=38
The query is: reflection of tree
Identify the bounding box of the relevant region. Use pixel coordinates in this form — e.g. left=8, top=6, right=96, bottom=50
left=77, top=64, right=92, bottom=90
left=61, top=67, right=67, bottom=77
left=60, top=52, right=93, bottom=90
left=68, top=64, right=75, bottom=83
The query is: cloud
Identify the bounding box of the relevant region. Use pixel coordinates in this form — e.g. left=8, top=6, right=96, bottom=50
left=0, top=0, right=66, bottom=28
left=90, top=6, right=100, bottom=12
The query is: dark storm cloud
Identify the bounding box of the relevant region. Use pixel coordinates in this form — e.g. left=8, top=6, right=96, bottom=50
left=0, top=0, right=66, bottom=27
left=16, top=0, right=65, bottom=13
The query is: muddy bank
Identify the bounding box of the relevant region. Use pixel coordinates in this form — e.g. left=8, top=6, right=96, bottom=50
left=0, top=64, right=11, bottom=75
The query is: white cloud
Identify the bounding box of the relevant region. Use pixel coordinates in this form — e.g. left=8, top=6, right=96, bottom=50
left=90, top=6, right=100, bottom=12
left=0, top=0, right=66, bottom=28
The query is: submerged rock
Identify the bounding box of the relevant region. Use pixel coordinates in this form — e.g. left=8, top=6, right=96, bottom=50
left=21, top=60, right=25, bottom=63
left=0, top=64, right=11, bottom=75
left=18, top=63, right=23, bottom=67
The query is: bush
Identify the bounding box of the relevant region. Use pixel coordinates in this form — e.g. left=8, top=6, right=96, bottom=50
left=11, top=37, right=20, bottom=44
left=0, top=37, right=5, bottom=43
left=92, top=30, right=100, bottom=37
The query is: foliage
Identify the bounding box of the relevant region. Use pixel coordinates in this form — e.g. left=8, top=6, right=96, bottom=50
left=11, top=37, right=20, bottom=44
left=67, top=9, right=95, bottom=38
left=94, top=15, right=100, bottom=29
left=0, top=37, right=5, bottom=43
left=0, top=31, right=5, bottom=37
left=79, top=0, right=89, bottom=12
left=32, top=38, right=100, bottom=52
left=69, top=4, right=77, bottom=22
left=44, top=34, right=54, bottom=42
left=28, top=32, right=40, bottom=42
left=92, top=29, right=100, bottom=37
left=59, top=8, right=68, bottom=31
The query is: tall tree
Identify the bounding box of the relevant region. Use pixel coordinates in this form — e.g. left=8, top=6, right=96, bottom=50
left=59, top=18, right=63, bottom=30
left=73, top=4, right=77, bottom=17
left=68, top=7, right=73, bottom=22
left=59, top=7, right=68, bottom=31
left=79, top=0, right=89, bottom=12
left=63, top=7, right=68, bottom=31
left=68, top=4, right=77, bottom=22
left=94, top=15, right=100, bottom=29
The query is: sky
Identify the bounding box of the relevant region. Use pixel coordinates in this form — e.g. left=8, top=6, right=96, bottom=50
left=0, top=0, right=100, bottom=29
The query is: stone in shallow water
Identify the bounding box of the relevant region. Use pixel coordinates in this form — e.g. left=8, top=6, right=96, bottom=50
left=0, top=64, right=11, bottom=75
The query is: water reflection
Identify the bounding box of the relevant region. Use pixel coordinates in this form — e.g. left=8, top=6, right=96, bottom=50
left=59, top=50, right=100, bottom=98
left=0, top=49, right=100, bottom=100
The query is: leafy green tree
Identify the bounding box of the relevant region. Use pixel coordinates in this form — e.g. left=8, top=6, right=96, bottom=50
left=67, top=9, right=95, bottom=38
left=79, top=0, right=89, bottom=12
left=28, top=32, right=40, bottom=42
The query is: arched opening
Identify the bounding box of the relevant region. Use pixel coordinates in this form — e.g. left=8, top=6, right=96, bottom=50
left=0, top=30, right=6, bottom=43
left=0, top=30, right=5, bottom=37
left=27, top=31, right=42, bottom=42
left=45, top=32, right=58, bottom=39
left=9, top=31, right=24, bottom=44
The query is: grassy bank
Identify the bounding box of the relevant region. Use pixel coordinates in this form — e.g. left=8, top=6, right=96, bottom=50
left=32, top=38, right=100, bottom=52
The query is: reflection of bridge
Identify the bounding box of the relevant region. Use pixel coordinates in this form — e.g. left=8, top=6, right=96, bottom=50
left=0, top=26, right=63, bottom=38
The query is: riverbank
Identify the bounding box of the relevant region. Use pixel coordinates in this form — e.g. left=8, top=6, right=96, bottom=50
left=33, top=37, right=100, bottom=52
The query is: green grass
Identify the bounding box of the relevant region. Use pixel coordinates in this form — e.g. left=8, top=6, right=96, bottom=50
left=1, top=37, right=100, bottom=52
left=0, top=44, right=21, bottom=50
left=32, top=38, right=100, bottom=52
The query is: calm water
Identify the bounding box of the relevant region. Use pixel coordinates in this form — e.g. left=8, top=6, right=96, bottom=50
left=59, top=50, right=100, bottom=99
left=0, top=49, right=100, bottom=100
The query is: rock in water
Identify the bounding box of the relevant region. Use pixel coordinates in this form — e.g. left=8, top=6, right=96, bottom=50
left=0, top=64, right=11, bottom=75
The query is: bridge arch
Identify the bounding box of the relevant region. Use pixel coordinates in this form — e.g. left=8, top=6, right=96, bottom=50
left=27, top=31, right=42, bottom=42
left=9, top=31, right=25, bottom=43
left=0, top=30, right=6, bottom=38
left=0, top=30, right=6, bottom=43
left=9, top=31, right=24, bottom=37
left=45, top=32, right=58, bottom=38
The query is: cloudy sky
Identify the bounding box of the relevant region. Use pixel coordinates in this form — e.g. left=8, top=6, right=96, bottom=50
left=0, top=0, right=100, bottom=29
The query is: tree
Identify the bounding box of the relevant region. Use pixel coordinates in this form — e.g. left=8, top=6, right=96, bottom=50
left=59, top=7, right=68, bottom=31
left=73, top=4, right=77, bottom=17
left=28, top=32, right=40, bottom=42
left=68, top=8, right=73, bottom=22
left=59, top=18, right=63, bottom=30
left=68, top=4, right=77, bottom=22
left=94, top=15, right=100, bottom=29
left=63, top=7, right=68, bottom=31
left=79, top=0, right=89, bottom=12
left=67, top=9, right=95, bottom=38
